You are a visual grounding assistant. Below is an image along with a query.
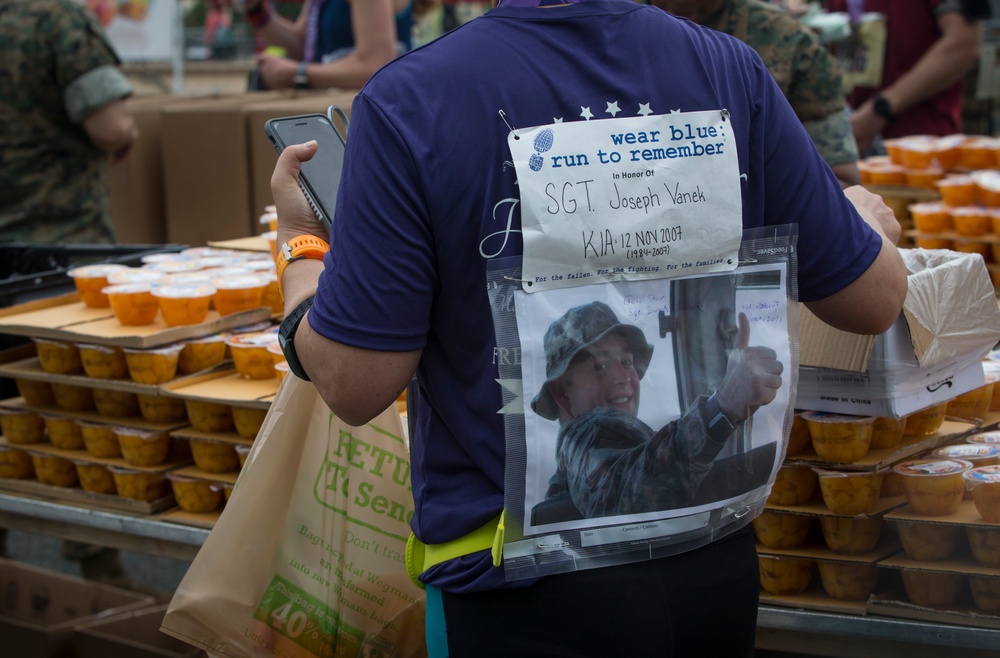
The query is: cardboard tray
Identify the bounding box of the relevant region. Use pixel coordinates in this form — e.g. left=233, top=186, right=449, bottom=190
left=0, top=436, right=188, bottom=514
left=0, top=292, right=273, bottom=349
left=0, top=356, right=232, bottom=396
left=161, top=368, right=277, bottom=409
left=0, top=396, right=189, bottom=434
left=756, top=535, right=903, bottom=565
left=155, top=465, right=235, bottom=529
left=0, top=475, right=176, bottom=515
left=885, top=499, right=1000, bottom=531
left=868, top=589, right=1000, bottom=631
left=759, top=581, right=873, bottom=616
left=168, top=426, right=254, bottom=447
left=764, top=495, right=908, bottom=519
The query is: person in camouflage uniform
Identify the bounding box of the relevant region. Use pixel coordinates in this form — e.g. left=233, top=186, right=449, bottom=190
left=652, top=0, right=861, bottom=187
left=530, top=301, right=782, bottom=522
left=0, top=0, right=136, bottom=243
left=0, top=0, right=134, bottom=587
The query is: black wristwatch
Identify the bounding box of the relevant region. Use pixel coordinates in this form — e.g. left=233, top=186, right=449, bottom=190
left=293, top=61, right=309, bottom=89
left=278, top=295, right=315, bottom=381
left=704, top=393, right=738, bottom=443
left=872, top=95, right=896, bottom=122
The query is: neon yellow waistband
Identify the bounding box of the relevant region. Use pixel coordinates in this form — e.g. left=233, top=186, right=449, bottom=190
left=405, top=510, right=505, bottom=589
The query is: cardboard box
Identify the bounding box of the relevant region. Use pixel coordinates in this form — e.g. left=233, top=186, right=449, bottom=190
left=160, top=91, right=352, bottom=248
left=111, top=93, right=247, bottom=246
left=161, top=97, right=259, bottom=247
left=796, top=250, right=1000, bottom=417
left=0, top=558, right=155, bottom=658
left=74, top=604, right=208, bottom=658
left=795, top=354, right=987, bottom=418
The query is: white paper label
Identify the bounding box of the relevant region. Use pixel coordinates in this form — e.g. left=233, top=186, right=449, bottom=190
left=509, top=111, right=742, bottom=292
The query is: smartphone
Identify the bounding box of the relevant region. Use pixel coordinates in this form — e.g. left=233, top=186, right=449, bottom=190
left=264, top=112, right=347, bottom=231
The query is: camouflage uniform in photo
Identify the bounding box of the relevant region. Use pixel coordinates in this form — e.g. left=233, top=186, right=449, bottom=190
left=532, top=302, right=731, bottom=521
left=0, top=0, right=132, bottom=243
left=705, top=0, right=859, bottom=170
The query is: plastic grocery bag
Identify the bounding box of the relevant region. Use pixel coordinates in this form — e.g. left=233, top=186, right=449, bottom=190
left=161, top=375, right=426, bottom=658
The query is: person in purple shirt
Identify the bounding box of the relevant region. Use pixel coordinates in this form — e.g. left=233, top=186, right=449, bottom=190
left=271, top=1, right=907, bottom=654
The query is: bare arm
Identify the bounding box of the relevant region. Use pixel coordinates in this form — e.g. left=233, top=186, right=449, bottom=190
left=804, top=186, right=908, bottom=335
left=273, top=142, right=420, bottom=426
left=851, top=12, right=981, bottom=152
left=246, top=0, right=309, bottom=59
left=256, top=0, right=400, bottom=90
left=81, top=98, right=137, bottom=163
left=830, top=161, right=862, bottom=188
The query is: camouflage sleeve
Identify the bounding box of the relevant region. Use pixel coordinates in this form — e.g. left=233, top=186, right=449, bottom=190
left=802, top=107, right=859, bottom=168
left=556, top=402, right=729, bottom=518
left=783, top=21, right=848, bottom=122
left=48, top=0, right=128, bottom=121
left=64, top=65, right=133, bottom=123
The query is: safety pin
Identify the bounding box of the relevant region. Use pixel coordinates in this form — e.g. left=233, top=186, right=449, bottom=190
left=499, top=109, right=519, bottom=139
left=721, top=109, right=730, bottom=122
left=503, top=275, right=532, bottom=286
left=537, top=540, right=569, bottom=549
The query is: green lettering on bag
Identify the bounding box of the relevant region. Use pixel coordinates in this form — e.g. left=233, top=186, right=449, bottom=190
left=314, top=420, right=414, bottom=542
left=253, top=573, right=366, bottom=656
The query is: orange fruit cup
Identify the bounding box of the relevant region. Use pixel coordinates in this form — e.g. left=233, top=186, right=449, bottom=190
left=933, top=134, right=967, bottom=171
left=908, top=202, right=953, bottom=234
left=226, top=332, right=280, bottom=380
left=895, top=458, right=972, bottom=516
left=867, top=163, right=907, bottom=186
left=14, top=378, right=54, bottom=406
left=964, top=465, right=1000, bottom=522
left=816, top=561, right=879, bottom=601
left=152, top=284, right=216, bottom=327
left=77, top=343, right=129, bottom=380
left=178, top=334, right=227, bottom=374
left=935, top=175, right=977, bottom=207
left=904, top=167, right=944, bottom=190
left=212, top=275, right=268, bottom=316
left=961, top=136, right=1000, bottom=170
left=66, top=264, right=129, bottom=308
left=973, top=170, right=1000, bottom=207
left=167, top=472, right=223, bottom=513
left=897, top=138, right=938, bottom=169
left=946, top=382, right=995, bottom=421
left=29, top=452, right=78, bottom=487
left=801, top=412, right=875, bottom=463
left=870, top=416, right=906, bottom=450
left=758, top=556, right=815, bottom=596
left=950, top=206, right=992, bottom=236
left=122, top=344, right=183, bottom=385
left=903, top=403, right=947, bottom=436
left=0, top=445, right=34, bottom=479
left=103, top=283, right=160, bottom=326
left=33, top=338, right=83, bottom=375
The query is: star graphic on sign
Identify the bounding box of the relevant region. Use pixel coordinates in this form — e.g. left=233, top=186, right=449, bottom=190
left=638, top=103, right=653, bottom=116
left=496, top=378, right=524, bottom=415
left=606, top=101, right=621, bottom=117
left=670, top=108, right=682, bottom=114
left=580, top=106, right=594, bottom=121
left=553, top=117, right=564, bottom=123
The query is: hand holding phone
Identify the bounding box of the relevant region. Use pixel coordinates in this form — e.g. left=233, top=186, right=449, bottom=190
left=264, top=111, right=347, bottom=231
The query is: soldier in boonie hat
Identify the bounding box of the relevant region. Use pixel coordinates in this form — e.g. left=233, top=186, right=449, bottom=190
left=531, top=301, right=653, bottom=421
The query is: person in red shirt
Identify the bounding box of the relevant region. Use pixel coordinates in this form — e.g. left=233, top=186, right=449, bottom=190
left=824, top=0, right=982, bottom=153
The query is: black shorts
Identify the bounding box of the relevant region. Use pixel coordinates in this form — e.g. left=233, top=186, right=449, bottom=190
left=435, top=525, right=759, bottom=658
